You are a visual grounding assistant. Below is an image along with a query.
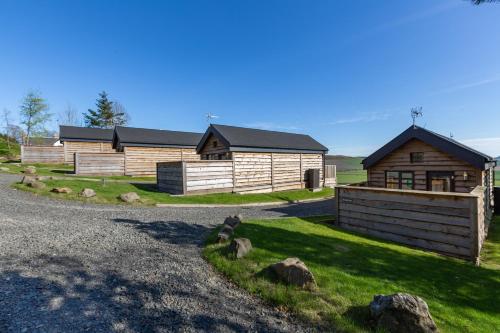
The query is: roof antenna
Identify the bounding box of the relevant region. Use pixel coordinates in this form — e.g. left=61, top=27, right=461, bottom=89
left=411, top=107, right=423, bottom=128
left=450, top=132, right=454, bottom=139
left=206, top=112, right=219, bottom=123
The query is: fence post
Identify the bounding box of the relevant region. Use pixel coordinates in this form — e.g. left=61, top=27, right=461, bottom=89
left=334, top=186, right=340, bottom=226
left=470, top=194, right=480, bottom=265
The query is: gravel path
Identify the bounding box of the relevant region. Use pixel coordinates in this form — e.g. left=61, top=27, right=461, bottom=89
left=0, top=173, right=334, bottom=333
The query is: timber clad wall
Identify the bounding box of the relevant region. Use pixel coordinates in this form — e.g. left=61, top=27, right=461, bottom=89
left=335, top=185, right=490, bottom=262
left=158, top=153, right=326, bottom=195
left=367, top=139, right=482, bottom=193
left=123, top=147, right=200, bottom=177
left=64, top=141, right=115, bottom=164
left=75, top=153, right=125, bottom=176
left=21, top=146, right=64, bottom=164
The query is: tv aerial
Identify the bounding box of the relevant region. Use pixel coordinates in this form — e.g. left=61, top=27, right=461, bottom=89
left=411, top=107, right=423, bottom=127
left=206, top=112, right=219, bottom=123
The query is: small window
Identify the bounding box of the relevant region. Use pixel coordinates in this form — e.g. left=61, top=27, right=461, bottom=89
left=386, top=171, right=415, bottom=190
left=410, top=152, right=424, bottom=163
left=212, top=141, right=218, bottom=148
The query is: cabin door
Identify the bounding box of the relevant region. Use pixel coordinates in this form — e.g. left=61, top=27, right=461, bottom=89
left=427, top=171, right=455, bottom=192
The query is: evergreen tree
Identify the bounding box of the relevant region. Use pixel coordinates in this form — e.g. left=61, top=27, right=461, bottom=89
left=84, top=91, right=114, bottom=128
left=19, top=91, right=51, bottom=145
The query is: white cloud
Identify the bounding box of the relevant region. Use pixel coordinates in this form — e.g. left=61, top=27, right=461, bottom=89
left=244, top=122, right=301, bottom=132
left=459, top=137, right=500, bottom=157
left=431, top=76, right=500, bottom=95
left=329, top=112, right=390, bottom=125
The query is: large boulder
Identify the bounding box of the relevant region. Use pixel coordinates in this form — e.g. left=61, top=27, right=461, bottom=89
left=119, top=192, right=140, bottom=203
left=0, top=167, right=10, bottom=172
left=369, top=293, right=438, bottom=333
left=28, top=181, right=46, bottom=189
left=51, top=187, right=72, bottom=194
left=270, top=257, right=316, bottom=290
left=216, top=225, right=234, bottom=243
left=79, top=188, right=96, bottom=198
left=21, top=176, right=36, bottom=184
left=228, top=238, right=252, bottom=258
left=224, top=215, right=242, bottom=229
left=24, top=166, right=37, bottom=174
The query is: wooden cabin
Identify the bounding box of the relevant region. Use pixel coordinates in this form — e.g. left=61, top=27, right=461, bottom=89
left=195, top=124, right=328, bottom=193
left=59, top=126, right=115, bottom=164
left=112, top=126, right=203, bottom=176
left=362, top=126, right=496, bottom=195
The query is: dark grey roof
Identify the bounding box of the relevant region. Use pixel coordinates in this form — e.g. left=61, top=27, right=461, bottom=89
left=113, top=126, right=203, bottom=148
left=59, top=126, right=114, bottom=142
left=27, top=137, right=60, bottom=146
left=196, top=124, right=328, bottom=153
left=362, top=125, right=495, bottom=170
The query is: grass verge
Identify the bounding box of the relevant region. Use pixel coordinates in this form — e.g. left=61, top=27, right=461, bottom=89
left=13, top=178, right=333, bottom=205
left=203, top=215, right=500, bottom=332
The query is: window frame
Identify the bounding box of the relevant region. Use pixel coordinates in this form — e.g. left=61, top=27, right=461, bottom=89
left=385, top=170, right=415, bottom=190
left=410, top=152, right=424, bottom=163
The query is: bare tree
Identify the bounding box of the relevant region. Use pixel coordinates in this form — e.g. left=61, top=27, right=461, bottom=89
left=8, top=125, right=25, bottom=144
left=111, top=101, right=130, bottom=126
left=58, top=104, right=82, bottom=126
left=1, top=109, right=13, bottom=151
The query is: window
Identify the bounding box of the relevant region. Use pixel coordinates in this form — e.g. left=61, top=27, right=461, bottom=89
left=212, top=140, right=218, bottom=148
left=385, top=171, right=414, bottom=190
left=427, top=171, right=455, bottom=192
left=410, top=152, right=424, bottom=163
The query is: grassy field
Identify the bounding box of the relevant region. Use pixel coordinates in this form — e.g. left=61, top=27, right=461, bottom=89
left=13, top=178, right=333, bottom=205
left=337, top=170, right=367, bottom=185
left=204, top=215, right=500, bottom=333
left=326, top=155, right=364, bottom=171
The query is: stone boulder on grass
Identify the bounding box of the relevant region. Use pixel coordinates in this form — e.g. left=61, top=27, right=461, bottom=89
left=28, top=181, right=46, bottom=189
left=79, top=188, right=96, bottom=198
left=216, top=225, right=234, bottom=243
left=269, top=257, right=316, bottom=290
left=21, top=176, right=36, bottom=184
left=119, top=192, right=140, bottom=203
left=369, top=293, right=438, bottom=333
left=228, top=238, right=252, bottom=258
left=0, top=167, right=10, bottom=172
left=224, top=215, right=242, bottom=229
left=51, top=187, right=72, bottom=194
left=24, top=166, right=37, bottom=174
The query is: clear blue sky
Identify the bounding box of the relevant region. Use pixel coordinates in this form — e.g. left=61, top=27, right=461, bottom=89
left=1, top=0, right=499, bottom=156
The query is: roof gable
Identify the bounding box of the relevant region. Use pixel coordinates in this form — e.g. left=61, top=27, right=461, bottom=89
left=113, top=126, right=203, bottom=148
left=59, top=126, right=114, bottom=142
left=362, top=126, right=495, bottom=170
left=196, top=124, right=328, bottom=153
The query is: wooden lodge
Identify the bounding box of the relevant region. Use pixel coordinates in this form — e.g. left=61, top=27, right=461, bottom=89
left=59, top=126, right=115, bottom=164
left=335, top=125, right=496, bottom=263
left=157, top=124, right=330, bottom=194
left=112, top=126, right=203, bottom=176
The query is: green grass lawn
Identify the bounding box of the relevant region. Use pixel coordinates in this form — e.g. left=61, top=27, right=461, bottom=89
left=337, top=170, right=367, bottom=185
left=0, top=136, right=20, bottom=158
left=204, top=215, right=500, bottom=332
left=13, top=178, right=333, bottom=205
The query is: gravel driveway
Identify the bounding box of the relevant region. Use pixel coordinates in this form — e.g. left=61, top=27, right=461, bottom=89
left=0, top=173, right=334, bottom=333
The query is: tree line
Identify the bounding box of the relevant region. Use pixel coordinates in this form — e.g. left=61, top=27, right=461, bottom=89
left=1, top=91, right=130, bottom=147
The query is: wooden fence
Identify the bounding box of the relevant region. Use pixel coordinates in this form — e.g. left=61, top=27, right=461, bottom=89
left=74, top=152, right=125, bottom=176
left=335, top=185, right=492, bottom=263
left=324, top=165, right=337, bottom=188
left=21, top=146, right=64, bottom=164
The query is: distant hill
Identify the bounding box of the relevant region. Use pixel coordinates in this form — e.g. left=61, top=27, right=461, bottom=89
left=325, top=155, right=364, bottom=171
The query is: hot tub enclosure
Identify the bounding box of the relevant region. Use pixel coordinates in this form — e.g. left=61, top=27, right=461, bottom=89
left=112, top=126, right=203, bottom=176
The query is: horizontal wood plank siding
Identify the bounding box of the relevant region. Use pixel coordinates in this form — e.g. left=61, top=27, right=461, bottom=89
left=74, top=153, right=125, bottom=176
left=64, top=141, right=115, bottom=164
left=336, top=185, right=485, bottom=261
left=124, top=146, right=200, bottom=177
left=21, top=146, right=64, bottom=164
left=233, top=152, right=273, bottom=193
left=157, top=162, right=185, bottom=194
left=367, top=139, right=482, bottom=193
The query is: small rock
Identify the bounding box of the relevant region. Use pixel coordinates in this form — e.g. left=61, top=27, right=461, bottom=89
left=216, top=225, right=234, bottom=243
left=224, top=215, right=242, bottom=229
left=270, top=257, right=316, bottom=290
left=24, top=166, right=37, bottom=174
left=36, top=176, right=51, bottom=181
left=51, top=187, right=72, bottom=194
left=28, top=181, right=46, bottom=189
left=21, top=176, right=36, bottom=184
left=0, top=167, right=9, bottom=172
left=228, top=238, right=252, bottom=258
left=369, top=293, right=438, bottom=333
left=79, top=188, right=96, bottom=198
left=119, top=192, right=140, bottom=203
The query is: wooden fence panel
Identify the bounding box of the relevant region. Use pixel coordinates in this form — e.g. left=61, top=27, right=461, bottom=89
left=64, top=141, right=114, bottom=164
left=21, top=146, right=64, bottom=164
left=335, top=185, right=485, bottom=261
left=75, top=153, right=125, bottom=176
left=157, top=162, right=184, bottom=194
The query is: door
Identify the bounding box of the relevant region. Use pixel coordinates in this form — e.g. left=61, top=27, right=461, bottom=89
left=427, top=171, right=455, bottom=192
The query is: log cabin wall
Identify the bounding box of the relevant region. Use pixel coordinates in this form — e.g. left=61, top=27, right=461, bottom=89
left=123, top=146, right=200, bottom=177
left=74, top=152, right=125, bottom=176
left=64, top=141, right=115, bottom=164
left=21, top=146, right=65, bottom=164
left=367, top=139, right=483, bottom=193
left=198, top=134, right=231, bottom=159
